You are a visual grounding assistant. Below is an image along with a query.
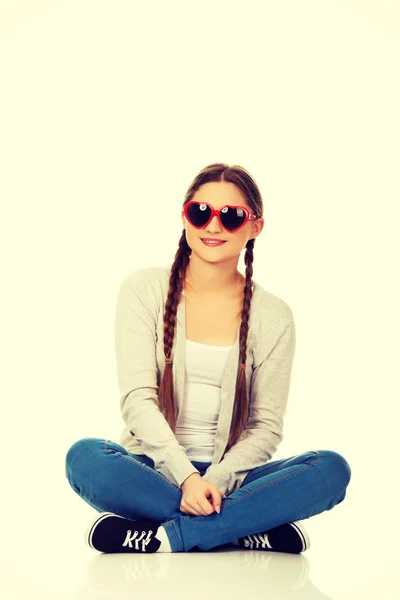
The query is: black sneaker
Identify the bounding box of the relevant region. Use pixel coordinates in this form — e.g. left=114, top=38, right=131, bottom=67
left=237, top=520, right=310, bottom=554
left=85, top=512, right=162, bottom=553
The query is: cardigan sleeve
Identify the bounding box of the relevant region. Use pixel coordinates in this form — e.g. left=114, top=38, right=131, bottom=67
left=114, top=272, right=200, bottom=489
left=202, top=319, right=296, bottom=496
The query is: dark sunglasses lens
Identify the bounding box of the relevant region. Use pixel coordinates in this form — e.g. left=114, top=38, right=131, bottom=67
left=186, top=203, right=246, bottom=231
left=220, top=206, right=246, bottom=231
left=186, top=203, right=211, bottom=227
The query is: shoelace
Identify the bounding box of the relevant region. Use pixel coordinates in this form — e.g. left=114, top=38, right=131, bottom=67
left=122, top=528, right=155, bottom=551
left=243, top=533, right=273, bottom=550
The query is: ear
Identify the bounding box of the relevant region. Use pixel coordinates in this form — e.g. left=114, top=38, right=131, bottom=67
left=252, top=217, right=264, bottom=238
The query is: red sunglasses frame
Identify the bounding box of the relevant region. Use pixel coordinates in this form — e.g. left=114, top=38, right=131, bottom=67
left=183, top=201, right=258, bottom=233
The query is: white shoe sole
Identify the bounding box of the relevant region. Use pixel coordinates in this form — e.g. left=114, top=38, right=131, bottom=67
left=290, top=520, right=311, bottom=551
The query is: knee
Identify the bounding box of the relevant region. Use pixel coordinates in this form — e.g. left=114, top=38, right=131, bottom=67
left=318, top=449, right=352, bottom=489
left=65, top=437, right=104, bottom=483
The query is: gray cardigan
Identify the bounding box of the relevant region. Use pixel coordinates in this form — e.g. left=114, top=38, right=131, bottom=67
left=115, top=264, right=296, bottom=497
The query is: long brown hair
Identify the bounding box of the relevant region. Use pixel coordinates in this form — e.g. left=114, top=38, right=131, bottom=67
left=158, top=163, right=264, bottom=452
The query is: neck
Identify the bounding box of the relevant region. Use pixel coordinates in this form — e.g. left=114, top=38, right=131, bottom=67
left=184, top=263, right=244, bottom=297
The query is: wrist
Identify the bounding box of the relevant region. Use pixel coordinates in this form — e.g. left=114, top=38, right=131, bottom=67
left=181, top=472, right=201, bottom=488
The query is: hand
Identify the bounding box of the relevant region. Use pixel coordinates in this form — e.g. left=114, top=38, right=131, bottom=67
left=180, top=473, right=227, bottom=516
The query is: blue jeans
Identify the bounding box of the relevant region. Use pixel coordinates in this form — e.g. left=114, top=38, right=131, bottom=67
left=65, top=438, right=351, bottom=553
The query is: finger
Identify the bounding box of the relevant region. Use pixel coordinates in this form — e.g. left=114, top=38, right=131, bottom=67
left=198, top=500, right=214, bottom=515
left=184, top=497, right=208, bottom=516
left=211, top=491, right=224, bottom=511
left=181, top=504, right=201, bottom=516
left=190, top=508, right=202, bottom=516
left=194, top=500, right=212, bottom=516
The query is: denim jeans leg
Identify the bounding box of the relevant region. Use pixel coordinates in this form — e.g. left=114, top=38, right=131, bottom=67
left=163, top=449, right=352, bottom=552
left=65, top=437, right=212, bottom=552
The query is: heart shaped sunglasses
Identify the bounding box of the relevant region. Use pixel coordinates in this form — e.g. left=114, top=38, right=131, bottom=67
left=183, top=201, right=257, bottom=233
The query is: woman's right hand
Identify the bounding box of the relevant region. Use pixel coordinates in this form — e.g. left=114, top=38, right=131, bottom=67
left=180, top=473, right=227, bottom=516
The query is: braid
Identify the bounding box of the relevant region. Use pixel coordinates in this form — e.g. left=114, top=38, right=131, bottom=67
left=227, top=239, right=254, bottom=451
left=158, top=232, right=191, bottom=431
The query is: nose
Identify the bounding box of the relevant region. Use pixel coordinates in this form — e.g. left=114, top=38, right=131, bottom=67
left=206, top=214, right=223, bottom=230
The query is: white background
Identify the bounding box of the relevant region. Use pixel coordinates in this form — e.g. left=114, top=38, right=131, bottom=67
left=1, top=1, right=399, bottom=598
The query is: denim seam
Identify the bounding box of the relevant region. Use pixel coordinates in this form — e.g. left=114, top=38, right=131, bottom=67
left=105, top=448, right=180, bottom=492
left=164, top=521, right=181, bottom=552
left=179, top=450, right=322, bottom=522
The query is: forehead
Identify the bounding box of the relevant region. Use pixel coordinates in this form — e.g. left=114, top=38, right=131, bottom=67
left=193, top=181, right=249, bottom=210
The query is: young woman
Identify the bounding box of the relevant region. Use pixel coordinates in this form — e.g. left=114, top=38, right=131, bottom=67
left=65, top=162, right=351, bottom=554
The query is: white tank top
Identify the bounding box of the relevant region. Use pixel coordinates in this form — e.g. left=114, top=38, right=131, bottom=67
left=174, top=338, right=233, bottom=462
